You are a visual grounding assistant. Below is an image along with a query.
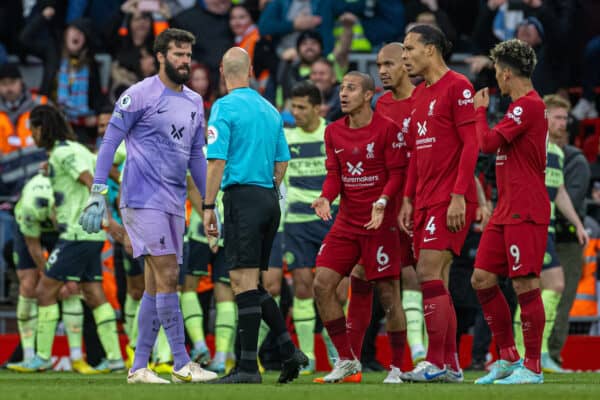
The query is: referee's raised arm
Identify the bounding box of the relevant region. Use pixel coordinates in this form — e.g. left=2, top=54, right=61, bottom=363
left=203, top=47, right=306, bottom=384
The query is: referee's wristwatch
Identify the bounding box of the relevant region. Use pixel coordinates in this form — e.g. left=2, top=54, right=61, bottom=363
left=202, top=202, right=216, bottom=210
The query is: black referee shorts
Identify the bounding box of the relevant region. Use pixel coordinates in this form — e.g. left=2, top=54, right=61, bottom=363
left=223, top=184, right=280, bottom=271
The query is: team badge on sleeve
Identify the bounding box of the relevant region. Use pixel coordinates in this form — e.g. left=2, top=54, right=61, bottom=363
left=207, top=126, right=218, bottom=145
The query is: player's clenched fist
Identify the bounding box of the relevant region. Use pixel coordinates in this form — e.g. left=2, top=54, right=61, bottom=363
left=311, top=196, right=332, bottom=221
left=203, top=209, right=219, bottom=239
left=473, top=87, right=490, bottom=109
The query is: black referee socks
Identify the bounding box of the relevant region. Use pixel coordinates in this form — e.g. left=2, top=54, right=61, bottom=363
left=235, top=289, right=262, bottom=372
left=257, top=285, right=296, bottom=358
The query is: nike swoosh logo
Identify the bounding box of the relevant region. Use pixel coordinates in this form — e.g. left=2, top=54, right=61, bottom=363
left=172, top=371, right=192, bottom=382
left=377, top=265, right=391, bottom=272
left=424, top=370, right=446, bottom=380
left=512, top=265, right=522, bottom=271
left=157, top=109, right=168, bottom=114
left=335, top=148, right=344, bottom=154
left=423, top=311, right=435, bottom=317
left=423, top=237, right=437, bottom=242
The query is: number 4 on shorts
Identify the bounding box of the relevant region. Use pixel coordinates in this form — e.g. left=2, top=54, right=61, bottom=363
left=425, top=216, right=436, bottom=236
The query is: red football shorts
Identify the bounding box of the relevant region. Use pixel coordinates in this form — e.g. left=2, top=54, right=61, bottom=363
left=413, top=201, right=477, bottom=259
left=316, top=224, right=401, bottom=281
left=474, top=222, right=548, bottom=278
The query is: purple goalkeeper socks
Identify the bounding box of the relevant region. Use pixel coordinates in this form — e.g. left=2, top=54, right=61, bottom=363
left=156, top=292, right=191, bottom=371
left=132, top=292, right=160, bottom=372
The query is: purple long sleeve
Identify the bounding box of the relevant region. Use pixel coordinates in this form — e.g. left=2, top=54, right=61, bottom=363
left=189, top=152, right=207, bottom=199
left=93, top=124, right=125, bottom=184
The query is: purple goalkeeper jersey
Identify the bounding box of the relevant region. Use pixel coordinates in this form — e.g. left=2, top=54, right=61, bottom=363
left=106, top=75, right=205, bottom=217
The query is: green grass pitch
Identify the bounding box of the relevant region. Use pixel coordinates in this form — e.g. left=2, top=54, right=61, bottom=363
left=1, top=371, right=599, bottom=400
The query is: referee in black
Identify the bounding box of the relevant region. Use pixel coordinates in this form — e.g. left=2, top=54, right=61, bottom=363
left=203, top=47, right=308, bottom=384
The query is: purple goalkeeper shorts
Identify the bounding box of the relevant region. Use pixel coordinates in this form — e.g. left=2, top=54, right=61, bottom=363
left=121, top=208, right=185, bottom=264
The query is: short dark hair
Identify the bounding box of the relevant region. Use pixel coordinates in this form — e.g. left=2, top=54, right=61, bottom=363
left=29, top=105, right=76, bottom=150
left=99, top=104, right=115, bottom=115
left=344, top=71, right=375, bottom=92
left=490, top=39, right=537, bottom=78
left=296, top=30, right=323, bottom=50
left=291, top=81, right=322, bottom=105
left=153, top=28, right=196, bottom=56
left=407, top=24, right=453, bottom=58
left=312, top=57, right=334, bottom=70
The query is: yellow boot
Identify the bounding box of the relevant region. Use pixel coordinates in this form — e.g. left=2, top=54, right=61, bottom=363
left=72, top=359, right=101, bottom=375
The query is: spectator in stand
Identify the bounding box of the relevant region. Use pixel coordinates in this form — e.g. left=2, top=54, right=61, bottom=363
left=170, top=0, right=233, bottom=85
left=258, top=0, right=338, bottom=55
left=20, top=8, right=107, bottom=145
left=404, top=0, right=457, bottom=49
left=0, top=2, right=25, bottom=60
left=188, top=62, right=215, bottom=119
left=0, top=64, right=50, bottom=155
left=230, top=4, right=271, bottom=95
left=470, top=0, right=575, bottom=96
left=571, top=36, right=600, bottom=120
left=66, top=0, right=123, bottom=50
left=309, top=58, right=342, bottom=121
left=278, top=16, right=353, bottom=109
left=107, top=11, right=155, bottom=99
left=336, top=0, right=406, bottom=49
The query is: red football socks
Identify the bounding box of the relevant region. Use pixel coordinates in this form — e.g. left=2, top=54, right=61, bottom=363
left=347, top=276, right=374, bottom=358
left=476, top=285, right=520, bottom=362
left=324, top=316, right=354, bottom=360
left=518, top=288, right=545, bottom=374
left=445, top=293, right=460, bottom=371
left=421, top=280, right=449, bottom=368
left=388, top=330, right=407, bottom=368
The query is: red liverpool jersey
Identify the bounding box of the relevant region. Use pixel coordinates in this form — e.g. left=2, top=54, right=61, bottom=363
left=321, top=111, right=408, bottom=234
left=477, top=90, right=550, bottom=225
left=405, top=70, right=478, bottom=209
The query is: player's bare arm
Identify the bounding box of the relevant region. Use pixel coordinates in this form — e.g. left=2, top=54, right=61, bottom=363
left=556, top=185, right=590, bottom=245
left=399, top=196, right=414, bottom=235
left=203, top=159, right=225, bottom=238
left=474, top=177, right=491, bottom=229
left=274, top=161, right=288, bottom=187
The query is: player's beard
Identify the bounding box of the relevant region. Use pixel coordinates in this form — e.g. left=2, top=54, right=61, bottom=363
left=165, top=59, right=190, bottom=85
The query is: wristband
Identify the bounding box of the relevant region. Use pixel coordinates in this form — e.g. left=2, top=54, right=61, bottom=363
left=91, top=183, right=108, bottom=195
left=374, top=198, right=387, bottom=207
left=202, top=203, right=216, bottom=210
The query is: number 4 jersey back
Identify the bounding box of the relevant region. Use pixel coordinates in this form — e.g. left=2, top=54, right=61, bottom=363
left=322, top=112, right=408, bottom=233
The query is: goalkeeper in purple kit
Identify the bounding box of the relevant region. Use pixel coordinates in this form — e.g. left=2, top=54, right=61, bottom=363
left=79, top=28, right=217, bottom=384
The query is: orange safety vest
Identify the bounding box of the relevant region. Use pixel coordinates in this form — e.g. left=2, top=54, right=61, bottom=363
left=101, top=239, right=121, bottom=312
left=570, top=237, right=599, bottom=317
left=196, top=264, right=214, bottom=294
left=0, top=94, right=48, bottom=154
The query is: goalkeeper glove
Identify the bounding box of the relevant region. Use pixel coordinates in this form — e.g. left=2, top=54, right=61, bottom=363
left=79, top=183, right=108, bottom=233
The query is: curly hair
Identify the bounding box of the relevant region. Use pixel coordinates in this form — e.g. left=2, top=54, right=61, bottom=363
left=490, top=39, right=537, bottom=78
left=29, top=105, right=76, bottom=150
